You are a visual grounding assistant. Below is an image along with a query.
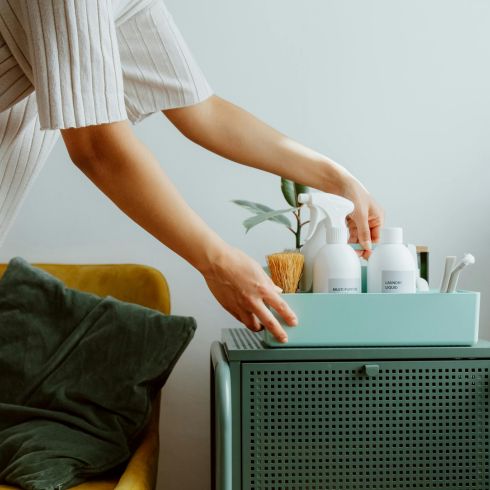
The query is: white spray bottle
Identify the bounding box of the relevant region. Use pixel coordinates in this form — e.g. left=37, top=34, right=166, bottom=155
left=297, top=193, right=327, bottom=292
left=299, top=192, right=361, bottom=293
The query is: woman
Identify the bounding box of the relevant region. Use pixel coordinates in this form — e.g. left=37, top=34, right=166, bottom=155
left=0, top=0, right=382, bottom=342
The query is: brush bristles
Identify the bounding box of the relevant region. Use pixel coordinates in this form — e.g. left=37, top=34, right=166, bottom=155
left=267, top=252, right=305, bottom=293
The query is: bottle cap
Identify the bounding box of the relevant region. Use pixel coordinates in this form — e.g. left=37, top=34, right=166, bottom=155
left=327, top=226, right=349, bottom=244
left=381, top=227, right=403, bottom=244
left=297, top=193, right=310, bottom=204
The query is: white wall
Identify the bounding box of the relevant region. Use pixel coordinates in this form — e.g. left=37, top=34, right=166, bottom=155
left=1, top=1, right=490, bottom=488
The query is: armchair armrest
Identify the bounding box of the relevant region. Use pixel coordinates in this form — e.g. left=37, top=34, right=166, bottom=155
left=69, top=393, right=161, bottom=490
left=115, top=394, right=161, bottom=490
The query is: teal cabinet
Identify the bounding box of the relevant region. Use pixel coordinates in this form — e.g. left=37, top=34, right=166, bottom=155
left=211, top=329, right=490, bottom=490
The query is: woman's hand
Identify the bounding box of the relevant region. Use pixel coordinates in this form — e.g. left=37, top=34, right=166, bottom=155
left=202, top=246, right=297, bottom=343
left=61, top=122, right=299, bottom=341
left=340, top=176, right=384, bottom=259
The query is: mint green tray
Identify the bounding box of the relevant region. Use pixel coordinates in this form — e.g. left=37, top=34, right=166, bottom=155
left=264, top=290, right=480, bottom=348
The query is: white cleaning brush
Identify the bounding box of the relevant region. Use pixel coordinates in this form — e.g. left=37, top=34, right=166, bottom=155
left=446, top=253, right=475, bottom=293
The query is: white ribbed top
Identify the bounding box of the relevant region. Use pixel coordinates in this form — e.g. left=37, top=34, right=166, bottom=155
left=0, top=0, right=213, bottom=246
left=113, top=0, right=155, bottom=24
left=0, top=0, right=212, bottom=129
left=0, top=0, right=128, bottom=129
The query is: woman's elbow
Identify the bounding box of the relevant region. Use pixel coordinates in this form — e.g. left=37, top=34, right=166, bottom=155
left=163, top=95, right=220, bottom=142
left=60, top=121, right=131, bottom=172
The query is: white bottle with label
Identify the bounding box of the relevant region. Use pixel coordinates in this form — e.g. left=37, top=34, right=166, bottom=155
left=367, top=227, right=416, bottom=293
left=298, top=192, right=358, bottom=292
left=297, top=196, right=327, bottom=292
left=313, top=225, right=362, bottom=293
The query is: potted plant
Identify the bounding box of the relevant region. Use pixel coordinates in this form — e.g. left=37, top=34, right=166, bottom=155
left=232, top=178, right=310, bottom=250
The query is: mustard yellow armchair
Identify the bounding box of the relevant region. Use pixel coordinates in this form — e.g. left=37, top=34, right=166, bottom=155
left=0, top=263, right=171, bottom=490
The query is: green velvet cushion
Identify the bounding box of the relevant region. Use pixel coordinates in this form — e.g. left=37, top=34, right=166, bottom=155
left=0, top=258, right=196, bottom=490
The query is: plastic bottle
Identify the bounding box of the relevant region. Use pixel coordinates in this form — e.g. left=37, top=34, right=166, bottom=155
left=313, top=225, right=362, bottom=293
left=367, top=227, right=416, bottom=293
left=297, top=194, right=327, bottom=292
left=298, top=192, right=361, bottom=294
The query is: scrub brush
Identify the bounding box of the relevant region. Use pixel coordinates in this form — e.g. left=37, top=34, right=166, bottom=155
left=267, top=252, right=304, bottom=293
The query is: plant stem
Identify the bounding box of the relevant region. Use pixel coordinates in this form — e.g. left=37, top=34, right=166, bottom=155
left=294, top=208, right=302, bottom=250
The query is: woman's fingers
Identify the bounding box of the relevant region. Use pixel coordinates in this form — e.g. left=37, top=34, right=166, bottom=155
left=243, top=275, right=297, bottom=342
left=348, top=206, right=384, bottom=259
left=348, top=214, right=371, bottom=258
left=263, top=287, right=298, bottom=326
left=342, top=180, right=384, bottom=259
left=202, top=246, right=299, bottom=342
left=353, top=212, right=372, bottom=254
left=253, top=300, right=289, bottom=343
left=370, top=224, right=381, bottom=244
left=239, top=311, right=262, bottom=332
left=347, top=220, right=364, bottom=256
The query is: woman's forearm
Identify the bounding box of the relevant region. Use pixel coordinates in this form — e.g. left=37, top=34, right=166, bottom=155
left=61, top=120, right=298, bottom=341
left=164, top=95, right=383, bottom=255
left=164, top=95, right=357, bottom=195
left=61, top=121, right=227, bottom=274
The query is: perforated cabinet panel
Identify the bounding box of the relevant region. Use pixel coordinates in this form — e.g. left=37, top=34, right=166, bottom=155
left=242, top=361, right=490, bottom=490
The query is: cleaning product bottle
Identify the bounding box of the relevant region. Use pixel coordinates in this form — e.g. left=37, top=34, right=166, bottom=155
left=367, top=227, right=416, bottom=293
left=297, top=193, right=327, bottom=292
left=313, top=224, right=362, bottom=293
left=299, top=192, right=361, bottom=294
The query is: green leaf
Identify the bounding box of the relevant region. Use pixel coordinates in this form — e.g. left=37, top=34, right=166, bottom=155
left=294, top=182, right=309, bottom=197
left=232, top=199, right=293, bottom=227
left=243, top=208, right=295, bottom=232
left=281, top=178, right=310, bottom=206
left=280, top=178, right=296, bottom=206
left=231, top=199, right=275, bottom=214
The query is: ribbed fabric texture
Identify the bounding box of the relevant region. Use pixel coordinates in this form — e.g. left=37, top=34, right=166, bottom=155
left=21, top=0, right=128, bottom=129
left=113, top=0, right=156, bottom=25
left=0, top=0, right=213, bottom=245
left=117, top=0, right=213, bottom=123
left=0, top=93, right=58, bottom=245
left=0, top=34, right=32, bottom=112
left=0, top=0, right=212, bottom=129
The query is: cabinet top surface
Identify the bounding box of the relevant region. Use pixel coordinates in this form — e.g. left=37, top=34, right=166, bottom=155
left=221, top=328, right=490, bottom=362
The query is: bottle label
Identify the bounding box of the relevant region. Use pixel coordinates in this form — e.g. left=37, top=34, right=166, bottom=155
left=328, top=278, right=360, bottom=294
left=382, top=270, right=415, bottom=293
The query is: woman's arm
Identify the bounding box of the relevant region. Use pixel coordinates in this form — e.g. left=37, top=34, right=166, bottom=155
left=61, top=121, right=296, bottom=342
left=164, top=96, right=383, bottom=257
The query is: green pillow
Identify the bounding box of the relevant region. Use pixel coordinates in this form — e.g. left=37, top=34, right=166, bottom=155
left=0, top=257, right=196, bottom=490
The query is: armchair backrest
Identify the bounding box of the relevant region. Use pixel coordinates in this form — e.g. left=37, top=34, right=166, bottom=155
left=0, top=263, right=171, bottom=314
